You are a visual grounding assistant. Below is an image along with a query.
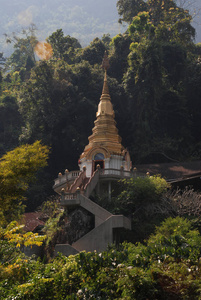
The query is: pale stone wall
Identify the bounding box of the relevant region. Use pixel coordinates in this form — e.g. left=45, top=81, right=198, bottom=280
left=79, top=159, right=92, bottom=177
left=109, top=155, right=123, bottom=170
left=80, top=155, right=125, bottom=177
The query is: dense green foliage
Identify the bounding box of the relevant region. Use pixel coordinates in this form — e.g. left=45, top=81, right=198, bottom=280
left=0, top=0, right=201, bottom=208
left=0, top=221, right=45, bottom=264
left=116, top=175, right=169, bottom=212
left=1, top=217, right=201, bottom=299
left=5, top=25, right=38, bottom=74
left=1, top=2, right=201, bottom=297
left=0, top=141, right=49, bottom=225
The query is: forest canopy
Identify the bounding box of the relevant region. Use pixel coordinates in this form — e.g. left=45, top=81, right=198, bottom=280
left=1, top=1, right=201, bottom=298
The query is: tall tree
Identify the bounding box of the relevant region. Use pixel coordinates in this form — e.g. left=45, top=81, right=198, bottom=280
left=0, top=141, right=49, bottom=225
left=18, top=60, right=102, bottom=173
left=47, top=29, right=81, bottom=63
left=109, top=33, right=131, bottom=82
left=4, top=25, right=38, bottom=74
left=117, top=0, right=148, bottom=24
left=117, top=0, right=195, bottom=45
left=0, top=96, right=22, bottom=156
left=120, top=0, right=195, bottom=162
left=185, top=49, right=201, bottom=156
left=81, top=38, right=106, bottom=65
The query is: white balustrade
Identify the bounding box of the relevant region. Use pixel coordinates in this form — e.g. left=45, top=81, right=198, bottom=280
left=54, top=170, right=81, bottom=187
left=99, top=168, right=143, bottom=178
left=100, top=168, right=131, bottom=177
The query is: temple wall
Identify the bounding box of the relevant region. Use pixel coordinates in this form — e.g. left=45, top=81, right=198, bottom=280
left=79, top=155, right=125, bottom=178
left=79, top=160, right=92, bottom=177
left=109, top=155, right=123, bottom=169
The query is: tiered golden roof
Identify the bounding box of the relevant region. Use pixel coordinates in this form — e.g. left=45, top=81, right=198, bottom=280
left=80, top=52, right=125, bottom=160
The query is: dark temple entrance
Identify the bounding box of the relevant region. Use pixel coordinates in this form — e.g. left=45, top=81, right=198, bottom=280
left=92, top=153, right=105, bottom=173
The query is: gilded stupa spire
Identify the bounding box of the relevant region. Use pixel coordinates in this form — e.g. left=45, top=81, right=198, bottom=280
left=96, top=52, right=113, bottom=117
left=102, top=51, right=110, bottom=70
left=101, top=51, right=110, bottom=96
left=80, top=52, right=125, bottom=160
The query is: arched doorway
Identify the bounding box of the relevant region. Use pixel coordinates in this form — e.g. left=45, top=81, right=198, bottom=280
left=93, top=153, right=105, bottom=173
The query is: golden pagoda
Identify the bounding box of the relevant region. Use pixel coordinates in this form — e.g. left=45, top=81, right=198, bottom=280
left=79, top=52, right=131, bottom=177
left=52, top=53, right=132, bottom=256
left=53, top=52, right=132, bottom=195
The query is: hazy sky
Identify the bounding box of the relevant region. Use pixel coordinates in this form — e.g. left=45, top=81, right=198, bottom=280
left=0, top=0, right=121, bottom=55
left=1, top=0, right=201, bottom=57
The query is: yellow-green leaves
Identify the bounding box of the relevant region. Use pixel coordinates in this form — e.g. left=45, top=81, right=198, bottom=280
left=1, top=221, right=45, bottom=248
left=0, top=141, right=49, bottom=225
left=0, top=140, right=49, bottom=180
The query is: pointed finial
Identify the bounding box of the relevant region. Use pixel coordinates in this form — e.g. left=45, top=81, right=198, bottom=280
left=102, top=51, right=110, bottom=71
left=101, top=51, right=110, bottom=96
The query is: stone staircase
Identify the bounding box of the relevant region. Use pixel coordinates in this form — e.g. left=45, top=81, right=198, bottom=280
left=61, top=193, right=112, bottom=227
left=72, top=214, right=131, bottom=253
left=84, top=169, right=100, bottom=198
left=55, top=169, right=131, bottom=256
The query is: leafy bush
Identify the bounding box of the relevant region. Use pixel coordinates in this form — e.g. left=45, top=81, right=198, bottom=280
left=116, top=175, right=169, bottom=214
left=1, top=217, right=201, bottom=299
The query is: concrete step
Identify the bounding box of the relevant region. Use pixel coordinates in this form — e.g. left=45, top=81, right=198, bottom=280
left=55, top=244, right=79, bottom=257
left=72, top=215, right=131, bottom=253
left=79, top=194, right=112, bottom=226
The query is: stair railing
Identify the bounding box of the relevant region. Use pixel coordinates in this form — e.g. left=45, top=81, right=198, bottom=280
left=84, top=168, right=100, bottom=198
left=69, top=168, right=86, bottom=193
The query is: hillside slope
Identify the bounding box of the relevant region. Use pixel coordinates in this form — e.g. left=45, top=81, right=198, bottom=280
left=0, top=0, right=121, bottom=56
left=0, top=0, right=201, bottom=57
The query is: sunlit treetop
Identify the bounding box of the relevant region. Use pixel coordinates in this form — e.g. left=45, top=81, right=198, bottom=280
left=117, top=0, right=195, bottom=44
left=0, top=141, right=49, bottom=225
left=127, top=1, right=195, bottom=45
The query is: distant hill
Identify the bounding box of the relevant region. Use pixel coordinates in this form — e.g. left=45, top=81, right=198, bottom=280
left=0, top=0, right=122, bottom=56
left=0, top=0, right=201, bottom=57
